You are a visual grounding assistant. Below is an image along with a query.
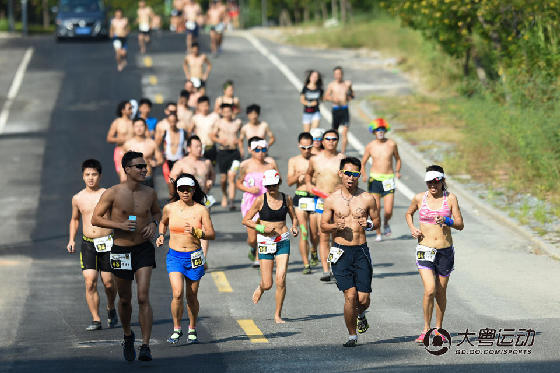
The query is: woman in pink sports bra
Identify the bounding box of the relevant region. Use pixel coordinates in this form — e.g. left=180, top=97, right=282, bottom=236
left=405, top=165, right=464, bottom=344
left=235, top=137, right=278, bottom=267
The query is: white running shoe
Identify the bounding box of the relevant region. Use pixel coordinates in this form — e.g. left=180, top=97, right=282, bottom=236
left=375, top=234, right=382, bottom=242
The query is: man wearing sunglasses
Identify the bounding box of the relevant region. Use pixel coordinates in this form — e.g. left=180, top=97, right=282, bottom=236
left=321, top=157, right=379, bottom=347
left=305, top=129, right=345, bottom=282
left=92, top=151, right=162, bottom=362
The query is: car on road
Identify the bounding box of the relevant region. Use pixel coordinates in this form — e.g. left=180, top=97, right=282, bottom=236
left=54, top=0, right=109, bottom=40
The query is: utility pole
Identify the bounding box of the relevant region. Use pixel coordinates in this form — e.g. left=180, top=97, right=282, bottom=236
left=22, top=0, right=29, bottom=36
left=261, top=0, right=267, bottom=26
left=8, top=0, right=15, bottom=31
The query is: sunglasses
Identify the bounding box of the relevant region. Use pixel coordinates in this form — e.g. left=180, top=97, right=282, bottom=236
left=313, top=137, right=322, bottom=141
left=426, top=178, right=443, bottom=183
left=129, top=163, right=147, bottom=170
left=253, top=147, right=268, bottom=153
left=324, top=137, right=338, bottom=141
left=341, top=170, right=361, bottom=178
left=177, top=186, right=195, bottom=193
left=299, top=145, right=313, bottom=150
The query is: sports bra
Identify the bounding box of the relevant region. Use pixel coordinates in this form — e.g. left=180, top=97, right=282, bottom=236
left=164, top=129, right=185, bottom=161
left=259, top=193, right=288, bottom=222
left=418, top=191, right=451, bottom=225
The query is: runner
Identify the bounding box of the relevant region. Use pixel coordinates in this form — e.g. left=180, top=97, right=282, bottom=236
left=287, top=132, right=319, bottom=274
left=106, top=100, right=134, bottom=183
left=236, top=137, right=278, bottom=267
left=211, top=103, right=242, bottom=209
left=300, top=70, right=323, bottom=132
left=92, top=151, right=161, bottom=361
left=214, top=80, right=240, bottom=117
left=243, top=169, right=298, bottom=323
left=324, top=66, right=354, bottom=154
left=405, top=165, right=464, bottom=343
left=305, top=129, right=345, bottom=281
left=170, top=0, right=185, bottom=32
left=185, top=79, right=199, bottom=110
left=188, top=96, right=220, bottom=165
left=177, top=90, right=193, bottom=129
left=207, top=0, right=227, bottom=56
left=310, top=127, right=325, bottom=156
left=136, top=0, right=154, bottom=54
left=156, top=112, right=186, bottom=185
left=110, top=8, right=130, bottom=72
left=157, top=174, right=215, bottom=344
left=122, top=118, right=163, bottom=188
left=137, top=98, right=158, bottom=138
left=321, top=157, right=379, bottom=346
left=183, top=0, right=202, bottom=49
left=226, top=0, right=240, bottom=29
left=361, top=118, right=401, bottom=241
left=239, top=104, right=275, bottom=158
left=67, top=159, right=118, bottom=331
left=154, top=102, right=179, bottom=146
left=183, top=42, right=212, bottom=83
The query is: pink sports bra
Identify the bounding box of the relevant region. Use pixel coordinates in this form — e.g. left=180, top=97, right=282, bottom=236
left=418, top=192, right=451, bottom=225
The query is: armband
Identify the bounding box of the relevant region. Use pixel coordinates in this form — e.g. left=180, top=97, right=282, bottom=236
left=443, top=217, right=454, bottom=227
left=194, top=228, right=204, bottom=239
left=255, top=224, right=266, bottom=234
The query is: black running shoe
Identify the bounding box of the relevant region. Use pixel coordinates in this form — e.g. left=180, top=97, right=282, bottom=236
left=138, top=344, right=152, bottom=361
left=86, top=321, right=102, bottom=331
left=343, top=339, right=358, bottom=347
left=357, top=316, right=369, bottom=334
left=122, top=331, right=136, bottom=361
left=107, top=309, right=118, bottom=328
left=187, top=329, right=199, bottom=344
left=320, top=272, right=332, bottom=282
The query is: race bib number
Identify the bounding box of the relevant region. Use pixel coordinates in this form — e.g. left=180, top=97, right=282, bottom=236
left=416, top=245, right=437, bottom=262
left=112, top=39, right=122, bottom=50
left=382, top=178, right=396, bottom=192
left=190, top=250, right=205, bottom=268
left=258, top=241, right=277, bottom=255
left=186, top=21, right=196, bottom=30
left=315, top=198, right=324, bottom=213
left=110, top=253, right=132, bottom=270
left=205, top=195, right=216, bottom=208
left=298, top=197, right=315, bottom=212
left=328, top=247, right=344, bottom=264
left=215, top=23, right=225, bottom=33
left=93, top=235, right=113, bottom=253
left=139, top=23, right=150, bottom=32
left=230, top=160, right=240, bottom=172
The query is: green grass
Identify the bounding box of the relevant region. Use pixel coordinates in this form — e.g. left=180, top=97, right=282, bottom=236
left=0, top=19, right=55, bottom=34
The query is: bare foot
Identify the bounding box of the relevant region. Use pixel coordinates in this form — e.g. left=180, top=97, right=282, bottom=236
left=252, top=286, right=263, bottom=304
left=274, top=316, right=285, bottom=324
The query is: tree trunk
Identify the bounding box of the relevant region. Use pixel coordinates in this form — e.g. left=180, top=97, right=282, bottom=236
left=279, top=9, right=291, bottom=27
left=294, top=7, right=301, bottom=23
left=347, top=0, right=353, bottom=23
left=303, top=6, right=310, bottom=23
left=42, top=0, right=50, bottom=28
left=339, top=0, right=346, bottom=23
left=463, top=45, right=470, bottom=77
left=321, top=2, right=328, bottom=21
left=331, top=0, right=338, bottom=20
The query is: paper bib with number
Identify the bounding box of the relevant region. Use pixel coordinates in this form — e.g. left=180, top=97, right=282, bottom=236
left=190, top=250, right=205, bottom=269
left=139, top=23, right=150, bottom=32
left=93, top=235, right=113, bottom=253
left=258, top=241, right=277, bottom=255
left=110, top=253, right=132, bottom=270
left=186, top=21, right=196, bottom=30
left=416, top=245, right=437, bottom=262
left=112, top=39, right=122, bottom=49
left=328, top=247, right=344, bottom=263
left=298, top=197, right=315, bottom=212
left=382, top=178, right=396, bottom=192
left=315, top=198, right=324, bottom=213
left=230, top=160, right=240, bottom=172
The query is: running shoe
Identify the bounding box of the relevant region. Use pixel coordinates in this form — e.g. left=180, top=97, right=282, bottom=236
left=167, top=329, right=183, bottom=344
left=415, top=331, right=427, bottom=344
left=320, top=272, right=332, bottom=282
left=383, top=224, right=392, bottom=237
left=122, top=331, right=136, bottom=361
left=86, top=321, right=102, bottom=331
left=375, top=234, right=382, bottom=242
left=248, top=248, right=256, bottom=262
left=108, top=308, right=118, bottom=328
left=187, top=329, right=199, bottom=344
left=357, top=316, right=369, bottom=334
left=310, top=251, right=319, bottom=267
left=252, top=260, right=260, bottom=268
left=138, top=344, right=152, bottom=361
left=343, top=338, right=358, bottom=347
left=302, top=265, right=312, bottom=275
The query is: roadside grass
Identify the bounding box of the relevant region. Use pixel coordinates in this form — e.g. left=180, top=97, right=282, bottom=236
left=0, top=19, right=55, bottom=34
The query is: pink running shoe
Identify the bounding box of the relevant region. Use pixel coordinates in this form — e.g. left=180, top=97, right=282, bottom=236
left=415, top=331, right=427, bottom=343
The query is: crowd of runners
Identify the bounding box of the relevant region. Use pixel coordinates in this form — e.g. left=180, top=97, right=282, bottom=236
left=66, top=0, right=464, bottom=362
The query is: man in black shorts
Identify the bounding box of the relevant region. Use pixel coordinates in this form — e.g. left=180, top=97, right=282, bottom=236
left=92, top=151, right=161, bottom=361
left=321, top=157, right=379, bottom=347
left=325, top=66, right=354, bottom=154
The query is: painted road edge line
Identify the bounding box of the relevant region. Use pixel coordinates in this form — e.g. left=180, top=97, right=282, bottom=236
left=237, top=319, right=268, bottom=343
left=0, top=47, right=34, bottom=134
left=243, top=33, right=415, bottom=201
left=211, top=271, right=233, bottom=292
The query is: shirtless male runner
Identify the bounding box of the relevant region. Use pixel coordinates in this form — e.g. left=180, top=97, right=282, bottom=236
left=137, top=98, right=158, bottom=138
left=321, top=157, right=379, bottom=347
left=211, top=103, right=242, bottom=209
left=361, top=118, right=401, bottom=241
left=157, top=111, right=187, bottom=185
left=207, top=0, right=227, bottom=56
left=214, top=80, right=240, bottom=117
left=106, top=100, right=134, bottom=183
left=67, top=159, right=118, bottom=331
left=287, top=132, right=319, bottom=274
left=183, top=0, right=202, bottom=49
left=189, top=96, right=220, bottom=165
left=177, top=90, right=193, bottom=129
left=324, top=66, right=354, bottom=154
left=183, top=42, right=212, bottom=83
left=92, top=151, right=161, bottom=362
left=170, top=0, right=185, bottom=32
left=305, top=129, right=345, bottom=281
left=110, top=9, right=130, bottom=72
left=122, top=118, right=164, bottom=188
left=239, top=104, right=275, bottom=158
left=137, top=1, right=155, bottom=54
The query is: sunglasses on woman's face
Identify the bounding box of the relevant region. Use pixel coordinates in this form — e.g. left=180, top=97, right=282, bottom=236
left=341, top=170, right=361, bottom=178
left=177, top=186, right=195, bottom=193
left=253, top=147, right=268, bottom=153
left=129, top=163, right=147, bottom=170
left=313, top=137, right=322, bottom=141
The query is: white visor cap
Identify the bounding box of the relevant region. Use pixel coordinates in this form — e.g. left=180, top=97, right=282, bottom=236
left=262, top=170, right=280, bottom=186
left=177, top=176, right=196, bottom=187
left=424, top=171, right=445, bottom=181
left=250, top=139, right=268, bottom=150
left=310, top=128, right=325, bottom=139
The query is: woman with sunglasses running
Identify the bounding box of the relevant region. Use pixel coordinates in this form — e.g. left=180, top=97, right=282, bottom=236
left=405, top=165, right=464, bottom=343
left=243, top=169, right=298, bottom=323
left=157, top=173, right=215, bottom=345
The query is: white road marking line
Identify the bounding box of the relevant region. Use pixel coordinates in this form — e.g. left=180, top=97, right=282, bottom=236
left=243, top=33, right=415, bottom=200
left=0, top=47, right=34, bottom=134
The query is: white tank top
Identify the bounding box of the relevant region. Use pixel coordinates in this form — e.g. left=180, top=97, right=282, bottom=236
left=164, top=129, right=185, bottom=161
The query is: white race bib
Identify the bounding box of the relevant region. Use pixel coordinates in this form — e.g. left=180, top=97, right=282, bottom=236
left=258, top=241, right=277, bottom=255
left=112, top=39, right=122, bottom=50
left=93, top=235, right=113, bottom=253
left=110, top=253, right=132, bottom=270
left=416, top=245, right=437, bottom=262
left=205, top=195, right=216, bottom=208
left=230, top=160, right=240, bottom=172
left=186, top=21, right=196, bottom=30
left=382, top=178, right=396, bottom=192
left=315, top=198, right=324, bottom=213
left=328, top=247, right=344, bottom=263
left=298, top=197, right=315, bottom=212
left=215, top=23, right=225, bottom=33
left=190, top=250, right=205, bottom=268
left=139, top=23, right=150, bottom=32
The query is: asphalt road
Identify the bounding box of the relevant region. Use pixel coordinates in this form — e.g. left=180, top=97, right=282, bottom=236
left=0, top=30, right=559, bottom=372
